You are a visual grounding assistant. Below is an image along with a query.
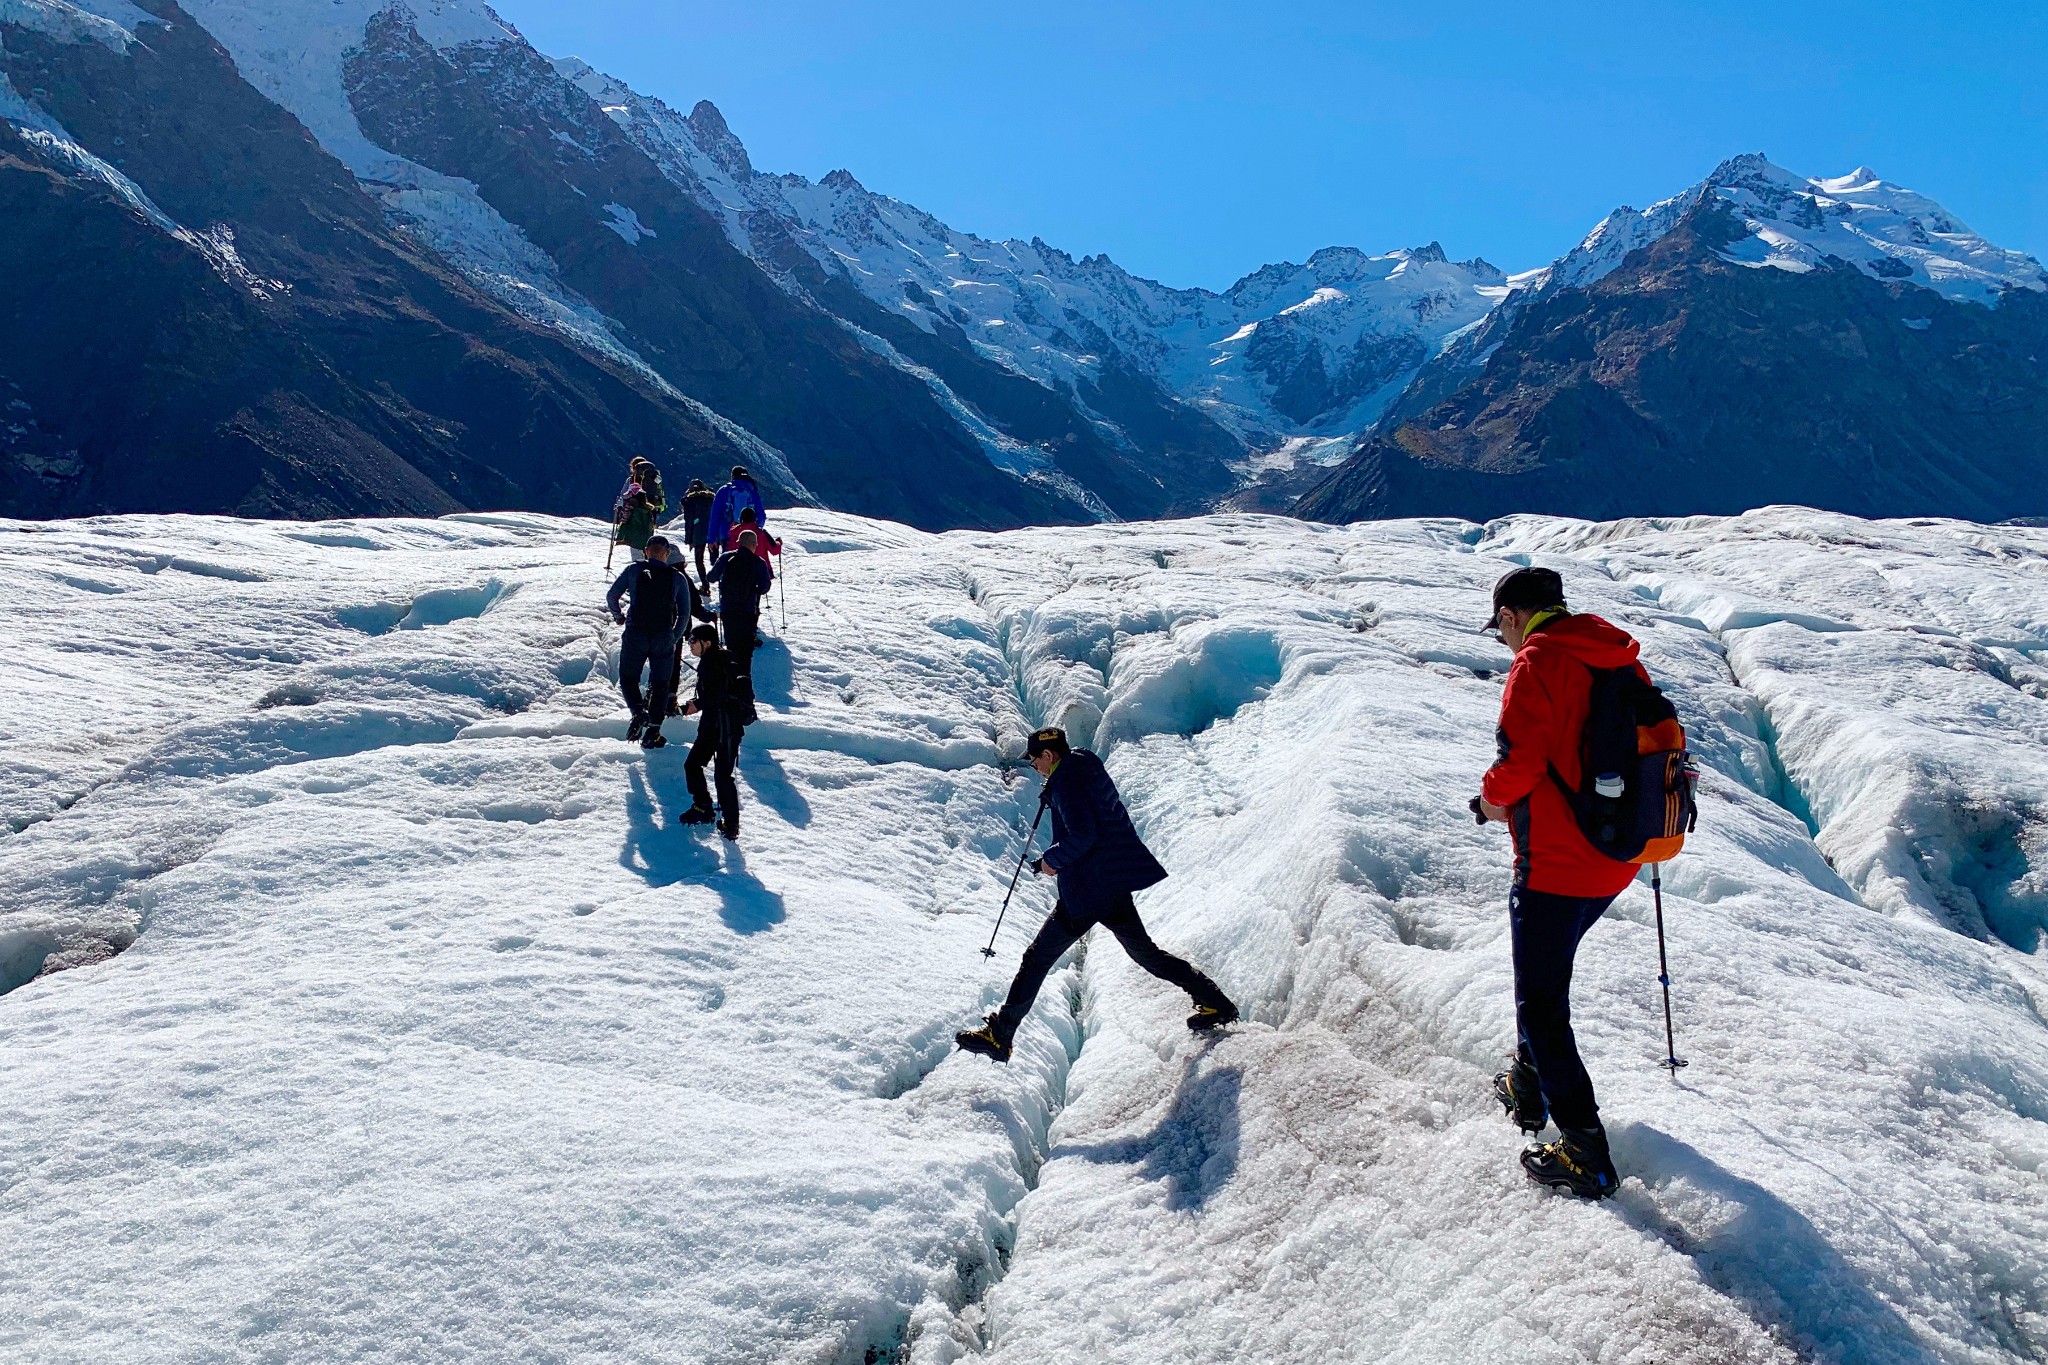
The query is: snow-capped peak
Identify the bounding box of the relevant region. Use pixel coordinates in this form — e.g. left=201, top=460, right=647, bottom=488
left=1549, top=153, right=2047, bottom=306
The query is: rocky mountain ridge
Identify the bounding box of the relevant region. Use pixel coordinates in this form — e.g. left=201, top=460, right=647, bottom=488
left=1299, top=154, right=2048, bottom=524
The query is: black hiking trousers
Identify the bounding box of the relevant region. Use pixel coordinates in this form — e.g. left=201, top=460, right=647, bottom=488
left=723, top=609, right=760, bottom=679
left=619, top=629, right=677, bottom=725
left=1509, top=886, right=1618, bottom=1140
left=995, top=893, right=1230, bottom=1039
left=686, top=715, right=741, bottom=817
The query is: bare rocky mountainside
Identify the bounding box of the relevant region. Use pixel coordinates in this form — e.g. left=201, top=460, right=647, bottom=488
left=2, top=4, right=2044, bottom=527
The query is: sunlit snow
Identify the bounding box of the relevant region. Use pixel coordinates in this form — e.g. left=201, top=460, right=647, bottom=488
left=3, top=507, right=2044, bottom=1363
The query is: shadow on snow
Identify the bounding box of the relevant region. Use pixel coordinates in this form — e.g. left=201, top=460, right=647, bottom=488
left=1056, top=1059, right=1243, bottom=1213
left=621, top=765, right=786, bottom=935
left=1612, top=1123, right=1942, bottom=1365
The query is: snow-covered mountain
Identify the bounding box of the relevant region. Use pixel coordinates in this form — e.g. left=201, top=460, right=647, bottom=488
left=5, top=0, right=2047, bottom=529
left=0, top=0, right=1078, bottom=526
left=0, top=0, right=1516, bottom=523
left=1302, top=154, right=2048, bottom=525
left=559, top=57, right=1512, bottom=473
left=1553, top=153, right=2047, bottom=303
left=4, top=505, right=2046, bottom=1361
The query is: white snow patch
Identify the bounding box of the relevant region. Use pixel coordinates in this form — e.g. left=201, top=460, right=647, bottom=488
left=601, top=201, right=656, bottom=245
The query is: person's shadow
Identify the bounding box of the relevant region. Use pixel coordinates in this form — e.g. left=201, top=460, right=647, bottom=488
left=1611, top=1124, right=1941, bottom=1363
left=709, top=843, right=785, bottom=934
left=620, top=764, right=712, bottom=887
left=619, top=765, right=785, bottom=935
left=1057, top=1058, right=1243, bottom=1212
left=740, top=746, right=811, bottom=828
left=750, top=636, right=799, bottom=707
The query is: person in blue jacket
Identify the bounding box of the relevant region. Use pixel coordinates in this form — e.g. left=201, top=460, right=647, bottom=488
left=957, top=727, right=1238, bottom=1063
left=706, top=465, right=766, bottom=549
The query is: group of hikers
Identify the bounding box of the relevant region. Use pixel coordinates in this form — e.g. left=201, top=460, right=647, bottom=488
left=603, top=459, right=1695, bottom=1200
left=605, top=460, right=781, bottom=841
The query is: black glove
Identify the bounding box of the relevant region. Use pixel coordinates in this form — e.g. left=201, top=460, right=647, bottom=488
left=1030, top=856, right=1047, bottom=875
left=1469, top=796, right=1488, bottom=826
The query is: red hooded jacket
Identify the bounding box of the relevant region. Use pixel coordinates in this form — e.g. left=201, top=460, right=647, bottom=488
left=1482, top=613, right=1646, bottom=898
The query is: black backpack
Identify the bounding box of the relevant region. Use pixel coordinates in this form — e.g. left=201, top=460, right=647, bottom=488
left=625, top=560, right=680, bottom=635
left=1550, top=666, right=1698, bottom=864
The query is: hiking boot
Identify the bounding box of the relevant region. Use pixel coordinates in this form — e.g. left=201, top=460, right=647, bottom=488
left=1187, top=1000, right=1239, bottom=1032
left=641, top=729, right=667, bottom=750
left=626, top=717, right=646, bottom=743
left=678, top=804, right=716, bottom=826
left=955, top=1013, right=1012, bottom=1064
left=1521, top=1130, right=1618, bottom=1200
left=719, top=814, right=739, bottom=841
left=1494, top=1060, right=1548, bottom=1135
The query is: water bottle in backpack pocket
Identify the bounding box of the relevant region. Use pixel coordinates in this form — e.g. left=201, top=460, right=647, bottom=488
left=1551, top=666, right=1698, bottom=864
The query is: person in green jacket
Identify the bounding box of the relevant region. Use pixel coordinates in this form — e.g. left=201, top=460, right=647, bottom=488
left=614, top=487, right=658, bottom=561
left=632, top=457, right=667, bottom=520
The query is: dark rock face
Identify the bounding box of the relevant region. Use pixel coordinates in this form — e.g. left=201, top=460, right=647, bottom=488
left=789, top=259, right=1240, bottom=520
left=1245, top=323, right=1426, bottom=428
left=340, top=10, right=1075, bottom=530
left=1299, top=202, right=2048, bottom=525
left=0, top=3, right=748, bottom=521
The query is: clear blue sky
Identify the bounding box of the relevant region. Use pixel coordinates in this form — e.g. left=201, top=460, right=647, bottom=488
left=499, top=0, right=2047, bottom=292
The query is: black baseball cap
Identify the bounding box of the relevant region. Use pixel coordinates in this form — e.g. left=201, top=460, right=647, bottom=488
left=1482, top=566, right=1566, bottom=632
left=1025, top=726, right=1070, bottom=759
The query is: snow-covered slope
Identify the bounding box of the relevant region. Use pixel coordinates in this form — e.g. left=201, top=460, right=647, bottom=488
left=3, top=507, right=2045, bottom=1362
left=558, top=60, right=1508, bottom=452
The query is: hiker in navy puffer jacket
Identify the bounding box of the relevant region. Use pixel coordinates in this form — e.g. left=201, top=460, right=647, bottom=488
left=955, top=728, right=1238, bottom=1063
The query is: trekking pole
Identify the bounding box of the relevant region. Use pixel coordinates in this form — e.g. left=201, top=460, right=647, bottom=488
left=777, top=540, right=789, bottom=634
left=605, top=518, right=622, bottom=575
left=980, top=798, right=1049, bottom=959
left=1652, top=865, right=1688, bottom=1073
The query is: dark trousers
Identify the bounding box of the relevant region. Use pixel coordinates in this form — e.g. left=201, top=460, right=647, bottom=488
left=995, top=893, right=1230, bottom=1037
left=690, top=537, right=709, bottom=584
left=686, top=715, right=741, bottom=816
left=1509, top=886, right=1617, bottom=1137
left=668, top=637, right=692, bottom=716
left=618, top=629, right=676, bottom=726
left=724, top=610, right=759, bottom=678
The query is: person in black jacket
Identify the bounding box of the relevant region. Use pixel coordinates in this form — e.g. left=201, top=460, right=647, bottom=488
left=707, top=530, right=774, bottom=678
left=956, top=727, right=1238, bottom=1063
left=605, top=536, right=698, bottom=749
left=680, top=478, right=716, bottom=585
left=676, top=624, right=751, bottom=840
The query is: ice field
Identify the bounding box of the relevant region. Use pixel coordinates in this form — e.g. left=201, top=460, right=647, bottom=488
left=1, top=507, right=2045, bottom=1364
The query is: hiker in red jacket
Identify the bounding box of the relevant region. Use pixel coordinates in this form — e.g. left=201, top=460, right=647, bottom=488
left=1476, top=566, right=1647, bottom=1200
left=720, top=506, right=781, bottom=559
